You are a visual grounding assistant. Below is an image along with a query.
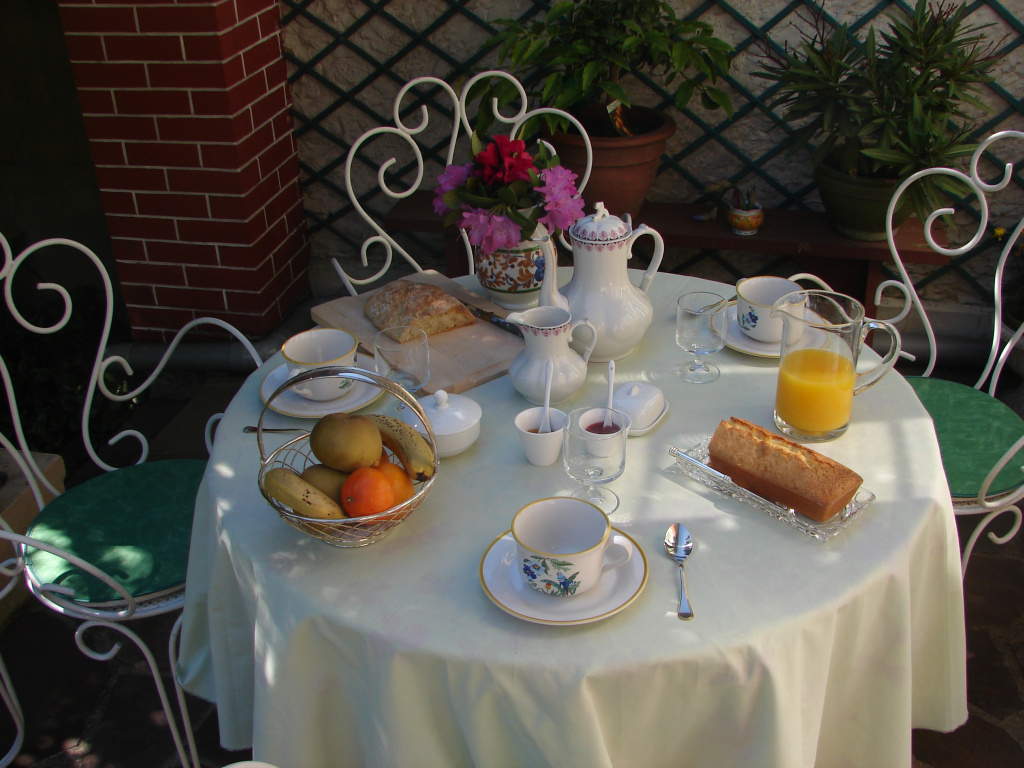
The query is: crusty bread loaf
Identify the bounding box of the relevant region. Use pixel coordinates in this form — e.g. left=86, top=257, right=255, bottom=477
left=364, top=279, right=475, bottom=342
left=707, top=417, right=862, bottom=522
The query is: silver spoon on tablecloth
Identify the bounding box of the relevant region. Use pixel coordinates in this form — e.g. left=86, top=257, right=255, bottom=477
left=664, top=523, right=694, bottom=620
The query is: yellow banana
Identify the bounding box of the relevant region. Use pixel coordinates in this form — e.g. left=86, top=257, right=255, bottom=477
left=264, top=467, right=345, bottom=519
left=366, top=413, right=436, bottom=482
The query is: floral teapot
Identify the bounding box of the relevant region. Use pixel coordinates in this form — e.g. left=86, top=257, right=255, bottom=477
left=561, top=202, right=664, bottom=361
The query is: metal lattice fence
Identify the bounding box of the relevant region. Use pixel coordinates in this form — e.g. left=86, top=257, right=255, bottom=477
left=280, top=0, right=1024, bottom=309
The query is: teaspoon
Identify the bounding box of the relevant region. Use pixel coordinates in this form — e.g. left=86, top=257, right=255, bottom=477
left=602, top=359, right=615, bottom=428
left=539, top=359, right=553, bottom=434
left=663, top=523, right=694, bottom=620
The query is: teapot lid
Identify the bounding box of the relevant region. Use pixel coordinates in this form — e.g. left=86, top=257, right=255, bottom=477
left=569, top=202, right=632, bottom=245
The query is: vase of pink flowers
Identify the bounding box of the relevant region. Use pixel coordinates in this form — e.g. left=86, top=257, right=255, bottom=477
left=434, top=133, right=584, bottom=308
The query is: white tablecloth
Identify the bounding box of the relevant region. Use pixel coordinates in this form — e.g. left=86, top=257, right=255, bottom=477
left=178, top=271, right=966, bottom=768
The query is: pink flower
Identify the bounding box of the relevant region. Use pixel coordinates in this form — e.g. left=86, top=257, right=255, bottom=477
left=537, top=166, right=584, bottom=230
left=460, top=207, right=523, bottom=254
left=540, top=195, right=585, bottom=232
left=538, top=166, right=578, bottom=199
left=433, top=162, right=473, bottom=215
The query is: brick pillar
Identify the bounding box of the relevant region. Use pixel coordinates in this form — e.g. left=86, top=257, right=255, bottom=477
left=57, top=0, right=308, bottom=341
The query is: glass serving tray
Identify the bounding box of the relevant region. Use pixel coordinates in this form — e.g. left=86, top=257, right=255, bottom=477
left=669, top=439, right=874, bottom=541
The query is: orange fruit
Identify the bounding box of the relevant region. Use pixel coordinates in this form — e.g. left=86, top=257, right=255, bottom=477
left=341, top=467, right=395, bottom=517
left=378, top=461, right=415, bottom=504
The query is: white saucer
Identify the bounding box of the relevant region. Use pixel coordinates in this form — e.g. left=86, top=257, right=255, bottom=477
left=260, top=360, right=384, bottom=418
left=479, top=529, right=648, bottom=626
left=714, top=303, right=781, bottom=358
left=714, top=302, right=828, bottom=359
left=628, top=402, right=669, bottom=437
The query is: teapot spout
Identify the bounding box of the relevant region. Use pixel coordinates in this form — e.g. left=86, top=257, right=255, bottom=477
left=538, top=235, right=569, bottom=311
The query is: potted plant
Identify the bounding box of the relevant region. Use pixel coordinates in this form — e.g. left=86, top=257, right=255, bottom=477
left=478, top=0, right=733, bottom=220
left=724, top=187, right=763, bottom=236
left=433, top=131, right=584, bottom=308
left=754, top=0, right=1002, bottom=240
left=693, top=180, right=764, bottom=235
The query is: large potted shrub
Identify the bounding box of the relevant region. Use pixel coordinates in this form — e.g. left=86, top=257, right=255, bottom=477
left=479, top=0, right=733, bottom=220
left=754, top=0, right=1002, bottom=240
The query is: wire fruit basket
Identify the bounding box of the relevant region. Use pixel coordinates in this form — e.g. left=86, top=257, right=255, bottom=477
left=256, top=366, right=439, bottom=547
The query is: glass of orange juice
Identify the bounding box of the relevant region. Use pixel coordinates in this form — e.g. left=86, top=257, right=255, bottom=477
left=772, top=291, right=901, bottom=441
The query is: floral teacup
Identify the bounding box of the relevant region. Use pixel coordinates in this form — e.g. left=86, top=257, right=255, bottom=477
left=512, top=497, right=633, bottom=597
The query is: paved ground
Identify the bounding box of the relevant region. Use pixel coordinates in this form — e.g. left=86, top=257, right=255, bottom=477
left=0, top=366, right=1021, bottom=767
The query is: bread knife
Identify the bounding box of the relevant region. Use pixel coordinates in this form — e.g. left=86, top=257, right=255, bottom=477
left=468, top=305, right=523, bottom=337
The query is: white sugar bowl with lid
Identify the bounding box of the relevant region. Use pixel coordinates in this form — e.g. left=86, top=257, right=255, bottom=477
left=561, top=202, right=665, bottom=362
left=612, top=382, right=667, bottom=435
left=401, top=390, right=482, bottom=458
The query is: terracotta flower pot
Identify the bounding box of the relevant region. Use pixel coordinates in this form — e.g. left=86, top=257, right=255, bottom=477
left=549, top=106, right=677, bottom=222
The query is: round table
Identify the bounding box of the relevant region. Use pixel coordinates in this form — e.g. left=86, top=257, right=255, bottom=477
left=178, top=270, right=966, bottom=768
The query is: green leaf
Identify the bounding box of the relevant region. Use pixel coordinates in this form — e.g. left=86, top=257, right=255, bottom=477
left=599, top=80, right=630, bottom=106
left=547, top=1, right=573, bottom=23
left=674, top=81, right=696, bottom=110
left=582, top=61, right=602, bottom=89
left=860, top=148, right=909, bottom=164
left=507, top=208, right=533, bottom=230
left=496, top=187, right=518, bottom=206
left=703, top=87, right=733, bottom=118
left=457, top=190, right=499, bottom=207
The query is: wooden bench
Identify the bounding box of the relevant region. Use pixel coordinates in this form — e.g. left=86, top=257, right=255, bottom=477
left=382, top=192, right=948, bottom=312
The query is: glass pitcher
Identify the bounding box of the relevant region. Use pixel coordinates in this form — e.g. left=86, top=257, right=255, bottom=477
left=771, top=290, right=901, bottom=442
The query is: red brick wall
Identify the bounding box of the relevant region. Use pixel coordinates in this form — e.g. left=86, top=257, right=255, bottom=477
left=57, top=0, right=309, bottom=341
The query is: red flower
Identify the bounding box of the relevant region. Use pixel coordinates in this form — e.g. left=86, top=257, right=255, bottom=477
left=473, top=135, right=534, bottom=187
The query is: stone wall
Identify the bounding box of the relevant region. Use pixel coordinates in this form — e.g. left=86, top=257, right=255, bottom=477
left=282, top=0, right=1024, bottom=308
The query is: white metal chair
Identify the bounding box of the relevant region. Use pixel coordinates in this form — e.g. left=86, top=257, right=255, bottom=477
left=338, top=70, right=592, bottom=295
left=884, top=130, right=1024, bottom=578
left=0, top=232, right=262, bottom=767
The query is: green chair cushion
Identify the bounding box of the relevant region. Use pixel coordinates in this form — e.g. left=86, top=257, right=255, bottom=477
left=25, top=458, right=207, bottom=604
left=908, top=376, right=1024, bottom=499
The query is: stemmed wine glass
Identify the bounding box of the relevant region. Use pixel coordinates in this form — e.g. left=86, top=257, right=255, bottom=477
left=562, top=406, right=628, bottom=514
left=373, top=326, right=430, bottom=411
left=676, top=291, right=728, bottom=384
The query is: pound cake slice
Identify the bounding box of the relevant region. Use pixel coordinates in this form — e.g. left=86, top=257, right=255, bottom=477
left=707, top=417, right=863, bottom=522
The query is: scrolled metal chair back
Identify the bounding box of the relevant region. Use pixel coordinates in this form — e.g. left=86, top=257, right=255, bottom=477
left=338, top=70, right=592, bottom=295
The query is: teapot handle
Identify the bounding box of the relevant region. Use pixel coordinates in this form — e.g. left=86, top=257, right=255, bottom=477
left=630, top=225, right=664, bottom=294
left=854, top=320, right=902, bottom=396
left=569, top=317, right=598, bottom=363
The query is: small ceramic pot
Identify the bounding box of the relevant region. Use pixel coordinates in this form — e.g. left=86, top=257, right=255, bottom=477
left=726, top=206, right=764, bottom=236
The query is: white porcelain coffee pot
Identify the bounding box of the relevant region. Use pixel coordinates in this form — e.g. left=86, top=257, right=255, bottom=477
left=505, top=306, right=597, bottom=404
left=562, top=202, right=664, bottom=361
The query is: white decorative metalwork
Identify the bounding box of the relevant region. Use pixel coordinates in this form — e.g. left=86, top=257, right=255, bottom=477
left=337, top=70, right=592, bottom=295
left=0, top=231, right=263, bottom=767
left=884, top=130, right=1024, bottom=577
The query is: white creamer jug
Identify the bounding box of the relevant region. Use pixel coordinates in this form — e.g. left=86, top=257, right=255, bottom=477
left=563, top=202, right=664, bottom=361
left=506, top=306, right=597, bottom=404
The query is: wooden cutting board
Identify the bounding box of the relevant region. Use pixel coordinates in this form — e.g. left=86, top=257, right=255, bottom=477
left=310, top=271, right=525, bottom=395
